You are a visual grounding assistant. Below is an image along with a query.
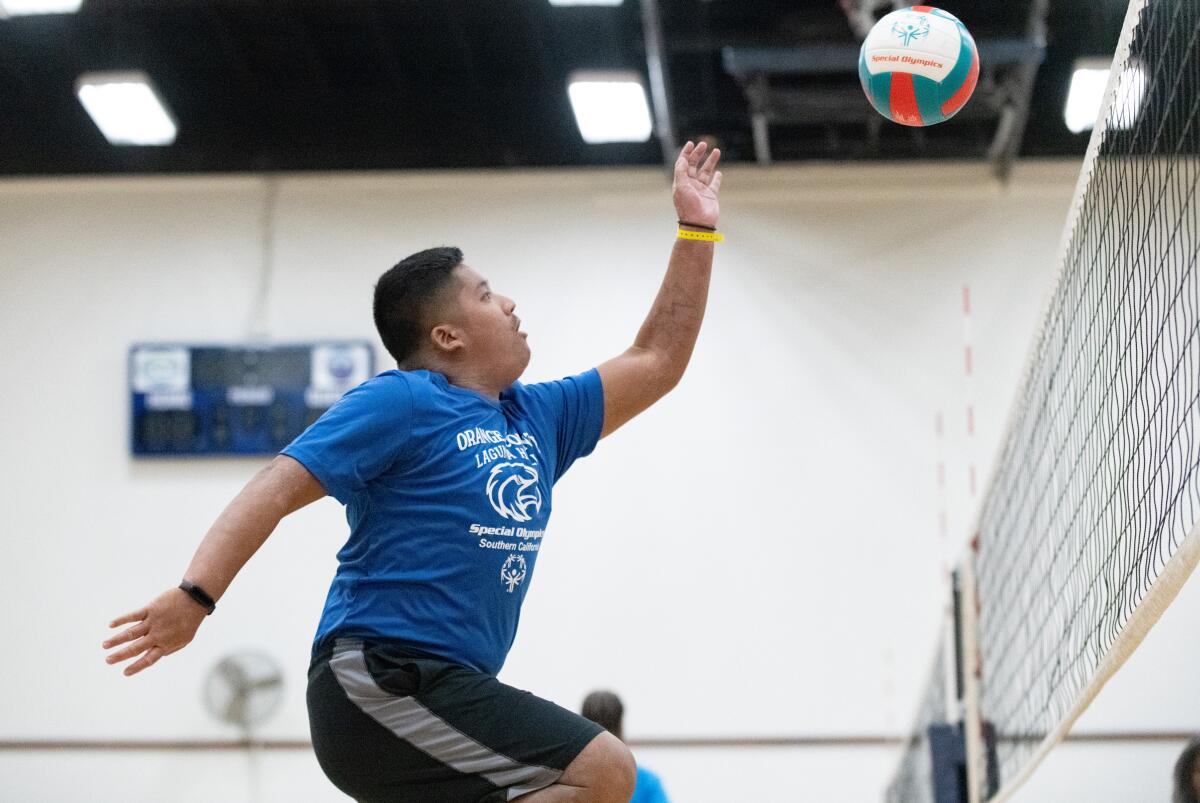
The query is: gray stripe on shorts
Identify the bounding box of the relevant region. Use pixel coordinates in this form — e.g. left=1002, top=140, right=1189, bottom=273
left=330, top=640, right=563, bottom=800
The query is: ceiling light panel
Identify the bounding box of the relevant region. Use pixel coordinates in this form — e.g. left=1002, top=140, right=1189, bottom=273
left=0, top=0, right=83, bottom=15
left=75, top=71, right=178, bottom=146
left=1065, top=56, right=1147, bottom=135
left=567, top=71, right=653, bottom=144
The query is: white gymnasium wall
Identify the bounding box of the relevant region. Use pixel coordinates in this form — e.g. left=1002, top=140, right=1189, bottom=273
left=0, top=161, right=1192, bottom=802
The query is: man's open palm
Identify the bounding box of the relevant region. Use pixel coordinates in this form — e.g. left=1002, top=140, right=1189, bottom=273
left=673, top=141, right=722, bottom=228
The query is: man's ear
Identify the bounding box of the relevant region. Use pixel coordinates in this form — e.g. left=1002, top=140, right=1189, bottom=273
left=429, top=323, right=465, bottom=354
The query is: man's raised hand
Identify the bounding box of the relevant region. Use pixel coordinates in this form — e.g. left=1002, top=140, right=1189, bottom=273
left=672, top=141, right=722, bottom=230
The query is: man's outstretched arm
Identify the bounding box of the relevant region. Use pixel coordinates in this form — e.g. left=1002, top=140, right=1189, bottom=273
left=103, top=455, right=325, bottom=676
left=598, top=140, right=723, bottom=438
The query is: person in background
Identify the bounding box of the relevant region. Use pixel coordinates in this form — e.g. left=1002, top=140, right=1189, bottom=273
left=1175, top=736, right=1200, bottom=803
left=581, top=691, right=670, bottom=803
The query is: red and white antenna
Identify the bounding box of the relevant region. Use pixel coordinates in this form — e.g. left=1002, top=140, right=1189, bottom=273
left=962, top=284, right=978, bottom=502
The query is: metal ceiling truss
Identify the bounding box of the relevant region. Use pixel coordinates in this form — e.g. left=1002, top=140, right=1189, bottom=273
left=987, top=0, right=1050, bottom=179
left=838, top=0, right=907, bottom=40
left=723, top=1, right=1047, bottom=176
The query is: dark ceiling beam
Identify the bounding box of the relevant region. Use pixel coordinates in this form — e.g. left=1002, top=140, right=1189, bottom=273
left=365, top=5, right=407, bottom=94
left=201, top=5, right=280, bottom=167
left=447, top=10, right=485, bottom=112
left=289, top=13, right=334, bottom=109
left=0, top=0, right=1111, bottom=174
left=0, top=33, right=36, bottom=105
left=204, top=6, right=265, bottom=100
left=640, top=0, right=676, bottom=173
left=0, top=27, right=44, bottom=168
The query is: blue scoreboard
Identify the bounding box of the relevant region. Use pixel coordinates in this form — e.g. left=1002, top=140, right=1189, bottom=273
left=129, top=341, right=375, bottom=456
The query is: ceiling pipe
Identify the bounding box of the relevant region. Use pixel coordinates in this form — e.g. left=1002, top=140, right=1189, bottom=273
left=988, top=0, right=1050, bottom=180
left=838, top=0, right=905, bottom=40
left=640, top=0, right=677, bottom=173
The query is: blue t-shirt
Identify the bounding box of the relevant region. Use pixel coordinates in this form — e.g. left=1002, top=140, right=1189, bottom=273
left=632, top=766, right=669, bottom=803
left=282, top=368, right=604, bottom=676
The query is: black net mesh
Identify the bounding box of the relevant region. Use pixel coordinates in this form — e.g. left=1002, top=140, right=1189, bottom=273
left=885, top=639, right=951, bottom=803
left=974, top=0, right=1200, bottom=794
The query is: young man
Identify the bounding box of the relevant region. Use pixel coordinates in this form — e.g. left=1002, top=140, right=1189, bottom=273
left=102, top=142, right=722, bottom=802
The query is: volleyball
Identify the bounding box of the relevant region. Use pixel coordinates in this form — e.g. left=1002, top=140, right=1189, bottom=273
left=858, top=6, right=979, bottom=127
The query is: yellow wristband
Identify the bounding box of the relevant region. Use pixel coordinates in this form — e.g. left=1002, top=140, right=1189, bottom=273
left=677, top=228, right=724, bottom=243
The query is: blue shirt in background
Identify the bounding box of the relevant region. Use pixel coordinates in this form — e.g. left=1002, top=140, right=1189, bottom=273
left=283, top=367, right=604, bottom=676
left=632, top=765, right=670, bottom=803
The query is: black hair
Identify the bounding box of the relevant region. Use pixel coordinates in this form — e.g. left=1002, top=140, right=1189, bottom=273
left=1175, top=736, right=1200, bottom=803
left=581, top=690, right=624, bottom=742
left=373, top=246, right=464, bottom=364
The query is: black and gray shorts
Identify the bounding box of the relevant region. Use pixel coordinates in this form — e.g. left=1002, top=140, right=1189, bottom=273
left=307, top=637, right=603, bottom=803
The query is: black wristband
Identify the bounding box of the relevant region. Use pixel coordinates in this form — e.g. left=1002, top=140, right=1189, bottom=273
left=179, top=580, right=216, bottom=615
left=677, top=219, right=717, bottom=231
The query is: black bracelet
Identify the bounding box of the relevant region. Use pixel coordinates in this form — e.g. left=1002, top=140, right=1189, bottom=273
left=677, top=219, right=717, bottom=231
left=179, top=580, right=216, bottom=615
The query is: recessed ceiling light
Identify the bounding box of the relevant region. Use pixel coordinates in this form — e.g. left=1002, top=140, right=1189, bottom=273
left=567, top=71, right=653, bottom=144
left=548, top=0, right=623, bottom=6
left=1111, top=59, right=1148, bottom=131
left=0, top=0, right=83, bottom=15
left=1065, top=57, right=1146, bottom=135
left=75, top=71, right=178, bottom=146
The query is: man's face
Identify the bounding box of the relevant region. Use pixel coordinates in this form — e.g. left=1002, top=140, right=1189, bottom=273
left=438, top=264, right=530, bottom=386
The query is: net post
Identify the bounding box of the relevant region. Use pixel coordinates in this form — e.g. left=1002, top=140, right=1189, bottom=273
left=926, top=722, right=966, bottom=803
left=920, top=563, right=993, bottom=803
left=958, top=549, right=985, bottom=803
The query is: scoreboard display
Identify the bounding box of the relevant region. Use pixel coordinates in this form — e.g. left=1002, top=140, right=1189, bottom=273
left=129, top=341, right=375, bottom=456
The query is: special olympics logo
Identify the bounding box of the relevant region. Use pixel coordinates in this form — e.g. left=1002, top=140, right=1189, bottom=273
left=891, top=14, right=931, bottom=46
left=500, top=554, right=527, bottom=593
left=485, top=462, right=542, bottom=523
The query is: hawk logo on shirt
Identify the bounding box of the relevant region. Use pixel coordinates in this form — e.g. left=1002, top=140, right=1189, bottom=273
left=500, top=554, right=527, bottom=593
left=486, top=462, right=542, bottom=523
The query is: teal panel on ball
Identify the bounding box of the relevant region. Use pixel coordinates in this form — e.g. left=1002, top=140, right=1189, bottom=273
left=912, top=73, right=947, bottom=125
left=941, top=27, right=976, bottom=100
left=865, top=70, right=895, bottom=121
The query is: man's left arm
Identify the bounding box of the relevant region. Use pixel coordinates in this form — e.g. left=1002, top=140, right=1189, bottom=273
left=598, top=140, right=723, bottom=438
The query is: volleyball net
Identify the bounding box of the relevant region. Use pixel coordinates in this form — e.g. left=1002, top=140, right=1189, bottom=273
left=888, top=0, right=1200, bottom=799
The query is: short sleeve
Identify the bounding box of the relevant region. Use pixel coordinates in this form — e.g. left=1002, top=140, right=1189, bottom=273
left=520, top=368, right=604, bottom=482
left=281, top=372, right=413, bottom=504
